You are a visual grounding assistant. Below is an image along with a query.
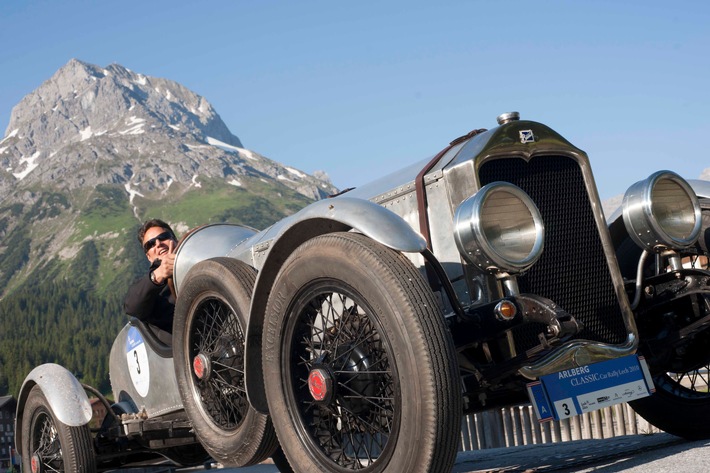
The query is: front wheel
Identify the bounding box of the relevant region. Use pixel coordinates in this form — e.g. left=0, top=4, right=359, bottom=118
left=617, top=235, right=710, bottom=439
left=174, top=257, right=277, bottom=466
left=263, top=233, right=461, bottom=472
left=21, top=385, right=96, bottom=472
left=630, top=365, right=710, bottom=439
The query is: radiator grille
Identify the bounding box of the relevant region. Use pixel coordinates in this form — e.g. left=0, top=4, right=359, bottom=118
left=478, top=156, right=628, bottom=351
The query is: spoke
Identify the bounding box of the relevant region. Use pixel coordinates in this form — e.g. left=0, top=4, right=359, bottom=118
left=332, top=332, right=379, bottom=372
left=337, top=401, right=393, bottom=435
left=327, top=294, right=353, bottom=356
left=193, top=297, right=248, bottom=429
left=339, top=406, right=387, bottom=467
left=668, top=365, right=710, bottom=395
left=210, top=374, right=246, bottom=394
left=291, top=287, right=396, bottom=469
left=34, top=415, right=64, bottom=472
left=341, top=414, right=364, bottom=469
left=211, top=360, right=243, bottom=377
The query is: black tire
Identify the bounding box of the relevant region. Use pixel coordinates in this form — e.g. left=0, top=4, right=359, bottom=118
left=174, top=257, right=278, bottom=466
left=630, top=368, right=710, bottom=439
left=262, top=232, right=461, bottom=473
left=21, top=385, right=96, bottom=472
left=617, top=237, right=710, bottom=439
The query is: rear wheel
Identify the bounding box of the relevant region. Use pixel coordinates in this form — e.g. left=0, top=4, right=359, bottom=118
left=21, top=385, right=96, bottom=472
left=263, top=233, right=461, bottom=472
left=617, top=237, right=710, bottom=439
left=174, top=257, right=277, bottom=466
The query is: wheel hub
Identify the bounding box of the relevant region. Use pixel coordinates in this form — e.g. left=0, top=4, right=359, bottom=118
left=193, top=353, right=211, bottom=381
left=31, top=454, right=42, bottom=473
left=308, top=367, right=334, bottom=403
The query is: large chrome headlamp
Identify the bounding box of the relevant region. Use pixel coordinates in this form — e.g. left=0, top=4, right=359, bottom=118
left=622, top=171, right=701, bottom=251
left=454, top=182, right=545, bottom=273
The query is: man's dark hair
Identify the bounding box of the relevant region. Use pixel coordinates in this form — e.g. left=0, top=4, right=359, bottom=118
left=137, top=218, right=176, bottom=244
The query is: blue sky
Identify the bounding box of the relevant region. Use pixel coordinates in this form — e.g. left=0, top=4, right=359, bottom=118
left=1, top=1, right=708, bottom=201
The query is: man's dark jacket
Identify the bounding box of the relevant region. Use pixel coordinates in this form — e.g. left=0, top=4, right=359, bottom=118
left=124, top=274, right=175, bottom=333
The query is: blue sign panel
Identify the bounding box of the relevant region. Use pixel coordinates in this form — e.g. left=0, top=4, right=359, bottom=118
left=126, top=326, right=144, bottom=351
left=526, top=355, right=655, bottom=422
left=527, top=381, right=554, bottom=422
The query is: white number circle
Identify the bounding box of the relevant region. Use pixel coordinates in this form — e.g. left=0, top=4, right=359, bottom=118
left=126, top=327, right=150, bottom=397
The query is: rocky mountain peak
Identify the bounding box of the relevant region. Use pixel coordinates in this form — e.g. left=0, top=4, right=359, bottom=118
left=0, top=59, right=333, bottom=203
left=0, top=59, right=337, bottom=297
left=6, top=58, right=241, bottom=151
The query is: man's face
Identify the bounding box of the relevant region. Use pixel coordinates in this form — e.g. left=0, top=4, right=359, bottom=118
left=142, top=226, right=175, bottom=262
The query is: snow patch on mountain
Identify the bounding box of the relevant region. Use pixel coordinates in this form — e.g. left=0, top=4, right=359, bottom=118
left=161, top=177, right=174, bottom=195
left=1, top=129, right=18, bottom=144
left=124, top=169, right=145, bottom=218
left=12, top=151, right=41, bottom=180
left=206, top=136, right=240, bottom=153
left=277, top=174, right=297, bottom=183
left=286, top=167, right=306, bottom=178
left=119, top=117, right=146, bottom=135
left=205, top=135, right=260, bottom=162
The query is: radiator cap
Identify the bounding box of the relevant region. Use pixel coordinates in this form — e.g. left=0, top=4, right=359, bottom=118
left=497, top=112, right=520, bottom=125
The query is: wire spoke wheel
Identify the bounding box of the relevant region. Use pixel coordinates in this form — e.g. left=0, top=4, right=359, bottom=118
left=30, top=411, right=64, bottom=472
left=174, top=258, right=278, bottom=467
left=22, top=385, right=95, bottom=472
left=263, top=233, right=461, bottom=473
left=660, top=364, right=710, bottom=397
left=287, top=285, right=397, bottom=469
left=617, top=234, right=710, bottom=439
left=190, top=296, right=249, bottom=430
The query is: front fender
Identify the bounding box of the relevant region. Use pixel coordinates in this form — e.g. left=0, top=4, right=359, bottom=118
left=244, top=197, right=427, bottom=412
left=15, top=364, right=92, bottom=454
left=288, top=197, right=427, bottom=253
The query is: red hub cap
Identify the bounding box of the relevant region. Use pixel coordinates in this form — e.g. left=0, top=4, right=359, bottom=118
left=193, top=353, right=211, bottom=380
left=31, top=454, right=41, bottom=473
left=308, top=368, right=332, bottom=402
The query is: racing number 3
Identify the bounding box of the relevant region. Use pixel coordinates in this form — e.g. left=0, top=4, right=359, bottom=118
left=134, top=350, right=141, bottom=374
left=562, top=402, right=571, bottom=416
left=127, top=337, right=151, bottom=397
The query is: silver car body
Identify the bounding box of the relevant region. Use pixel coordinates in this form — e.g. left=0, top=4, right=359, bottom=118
left=173, top=115, right=646, bottom=410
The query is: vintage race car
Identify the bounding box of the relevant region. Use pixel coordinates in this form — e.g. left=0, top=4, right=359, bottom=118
left=14, top=316, right=292, bottom=471
left=15, top=112, right=710, bottom=473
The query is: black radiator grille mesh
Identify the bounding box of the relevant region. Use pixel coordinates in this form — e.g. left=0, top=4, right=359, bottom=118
left=478, top=156, right=628, bottom=350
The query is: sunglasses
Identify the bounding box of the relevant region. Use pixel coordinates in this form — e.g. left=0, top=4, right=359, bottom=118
left=143, top=231, right=174, bottom=253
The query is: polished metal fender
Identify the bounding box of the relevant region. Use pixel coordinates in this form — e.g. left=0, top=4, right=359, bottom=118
left=15, top=363, right=92, bottom=454
left=276, top=196, right=428, bottom=253
left=173, top=223, right=257, bottom=293
left=242, top=196, right=427, bottom=412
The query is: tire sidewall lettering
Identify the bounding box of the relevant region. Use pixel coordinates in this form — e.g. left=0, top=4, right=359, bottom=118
left=264, top=289, right=288, bottom=362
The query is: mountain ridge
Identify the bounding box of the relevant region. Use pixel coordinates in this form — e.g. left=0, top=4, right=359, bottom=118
left=0, top=58, right=336, bottom=297
left=1, top=59, right=334, bottom=202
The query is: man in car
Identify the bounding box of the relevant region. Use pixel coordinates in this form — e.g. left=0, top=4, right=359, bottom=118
left=124, top=219, right=178, bottom=340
